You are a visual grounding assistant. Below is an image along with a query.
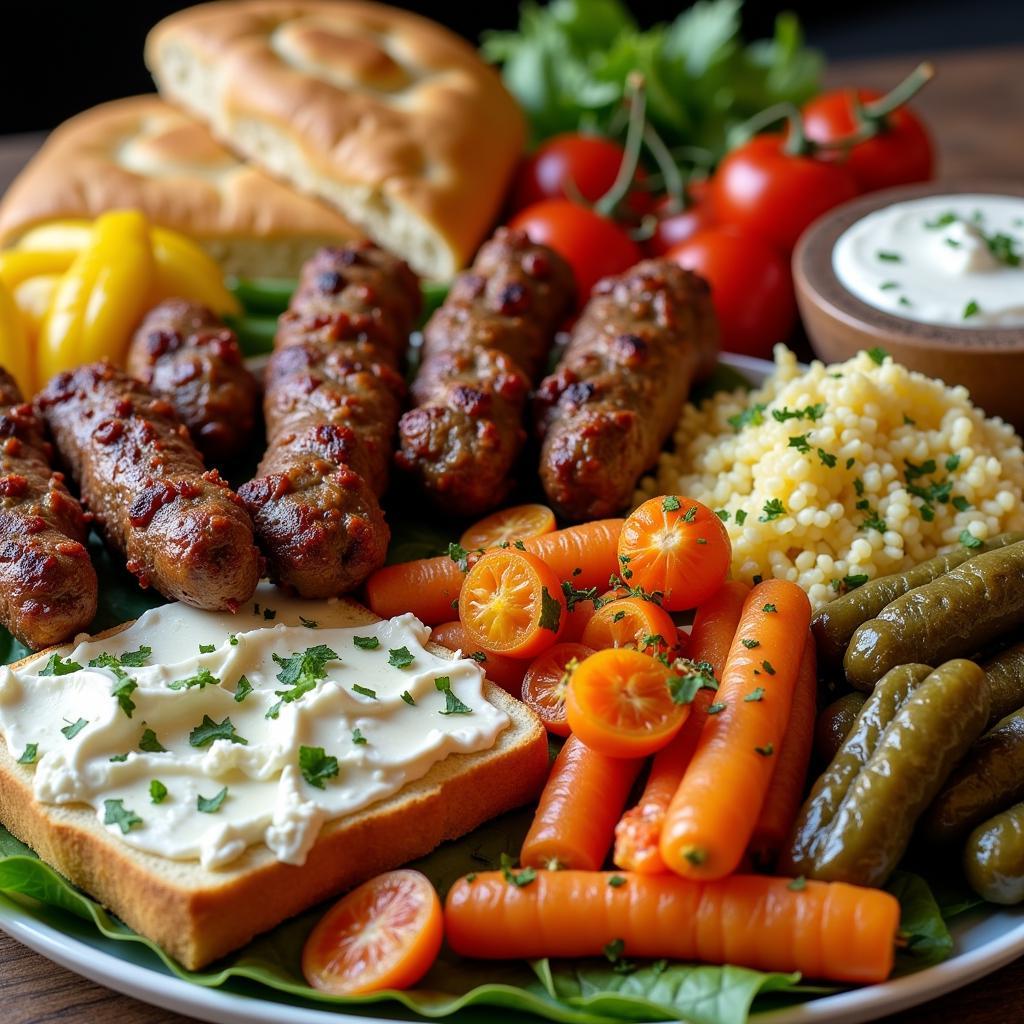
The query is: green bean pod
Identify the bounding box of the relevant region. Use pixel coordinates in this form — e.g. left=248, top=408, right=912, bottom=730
left=920, top=707, right=1024, bottom=845
left=844, top=541, right=1024, bottom=690
left=981, top=640, right=1024, bottom=726
left=965, top=803, right=1024, bottom=904
left=227, top=276, right=297, bottom=315
left=783, top=660, right=990, bottom=887
left=812, top=532, right=1024, bottom=671
left=814, top=691, right=867, bottom=765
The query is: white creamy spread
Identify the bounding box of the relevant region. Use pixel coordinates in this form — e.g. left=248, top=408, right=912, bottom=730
left=832, top=193, right=1024, bottom=327
left=0, top=584, right=508, bottom=869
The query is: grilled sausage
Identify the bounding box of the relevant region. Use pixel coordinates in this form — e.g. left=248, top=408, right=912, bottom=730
left=535, top=260, right=718, bottom=521
left=239, top=243, right=420, bottom=597
left=0, top=369, right=97, bottom=649
left=397, top=228, right=575, bottom=517
left=37, top=363, right=260, bottom=611
left=127, top=299, right=259, bottom=464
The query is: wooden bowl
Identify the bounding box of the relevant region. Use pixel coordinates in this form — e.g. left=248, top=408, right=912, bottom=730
left=793, top=180, right=1024, bottom=431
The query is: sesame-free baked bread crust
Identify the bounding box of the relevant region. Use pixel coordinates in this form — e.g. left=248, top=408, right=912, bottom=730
left=0, top=95, right=362, bottom=277
left=0, top=603, right=549, bottom=969
left=145, top=0, right=526, bottom=279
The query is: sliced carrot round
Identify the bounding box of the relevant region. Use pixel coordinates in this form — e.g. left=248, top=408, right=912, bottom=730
left=460, top=503, right=557, bottom=551
left=302, top=869, right=442, bottom=995
left=566, top=648, right=689, bottom=758
left=580, top=596, right=677, bottom=658
left=619, top=496, right=731, bottom=611
left=521, top=642, right=595, bottom=736
left=459, top=549, right=566, bottom=658
left=430, top=621, right=528, bottom=696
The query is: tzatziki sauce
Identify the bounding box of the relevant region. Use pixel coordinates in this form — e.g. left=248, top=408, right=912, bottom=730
left=832, top=193, right=1024, bottom=328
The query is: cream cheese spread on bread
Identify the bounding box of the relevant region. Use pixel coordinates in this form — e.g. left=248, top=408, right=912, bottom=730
left=0, top=585, right=508, bottom=869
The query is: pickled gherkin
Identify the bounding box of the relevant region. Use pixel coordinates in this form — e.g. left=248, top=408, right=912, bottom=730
left=844, top=541, right=1024, bottom=690
left=783, top=660, right=990, bottom=887
left=812, top=532, right=1024, bottom=672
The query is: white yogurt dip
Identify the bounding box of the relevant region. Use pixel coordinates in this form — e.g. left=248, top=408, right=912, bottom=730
left=832, top=193, right=1024, bottom=328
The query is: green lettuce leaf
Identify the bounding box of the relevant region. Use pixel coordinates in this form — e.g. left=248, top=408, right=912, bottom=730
left=887, top=870, right=955, bottom=967
left=482, top=0, right=822, bottom=162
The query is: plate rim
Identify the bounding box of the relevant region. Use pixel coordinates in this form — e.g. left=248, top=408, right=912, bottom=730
left=6, top=351, right=1022, bottom=1024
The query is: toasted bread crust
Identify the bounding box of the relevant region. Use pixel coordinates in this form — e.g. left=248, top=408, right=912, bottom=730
left=0, top=610, right=548, bottom=968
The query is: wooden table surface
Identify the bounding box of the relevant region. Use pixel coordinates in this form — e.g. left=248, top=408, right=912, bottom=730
left=2, top=44, right=1024, bottom=1024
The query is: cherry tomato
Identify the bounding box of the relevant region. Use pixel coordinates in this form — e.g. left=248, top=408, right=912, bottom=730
left=302, top=870, right=442, bottom=994
left=667, top=226, right=796, bottom=358
left=459, top=504, right=556, bottom=551
left=459, top=548, right=566, bottom=658
left=580, top=596, right=678, bottom=655
left=646, top=186, right=716, bottom=257
left=509, top=199, right=642, bottom=301
left=511, top=133, right=652, bottom=219
left=521, top=642, right=595, bottom=736
left=618, top=496, right=731, bottom=611
left=802, top=88, right=934, bottom=193
left=566, top=648, right=688, bottom=758
left=711, top=134, right=859, bottom=252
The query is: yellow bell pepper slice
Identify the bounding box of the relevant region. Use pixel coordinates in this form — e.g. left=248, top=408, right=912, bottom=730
left=14, top=219, right=94, bottom=252
left=38, top=210, right=155, bottom=384
left=150, top=227, right=241, bottom=316
left=14, top=274, right=61, bottom=338
left=0, top=249, right=77, bottom=289
left=0, top=277, right=35, bottom=398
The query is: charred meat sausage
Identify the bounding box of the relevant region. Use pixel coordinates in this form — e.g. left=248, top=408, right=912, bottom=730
left=0, top=369, right=97, bottom=649
left=239, top=243, right=420, bottom=598
left=37, top=363, right=260, bottom=611
left=397, top=228, right=575, bottom=517
left=127, top=300, right=259, bottom=464
left=534, top=260, right=718, bottom=521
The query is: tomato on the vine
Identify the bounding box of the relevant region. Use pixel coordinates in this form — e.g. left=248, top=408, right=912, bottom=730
left=667, top=226, right=795, bottom=358
left=646, top=186, right=716, bottom=257
left=509, top=199, right=642, bottom=301
left=710, top=134, right=859, bottom=252
left=511, top=133, right=653, bottom=218
left=802, top=88, right=934, bottom=192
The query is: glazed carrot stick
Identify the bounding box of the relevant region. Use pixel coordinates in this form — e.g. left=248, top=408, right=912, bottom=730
left=748, top=633, right=818, bottom=869
left=520, top=736, right=645, bottom=870
left=444, top=870, right=900, bottom=984
left=614, top=580, right=750, bottom=873
left=659, top=579, right=812, bottom=880
left=365, top=519, right=624, bottom=623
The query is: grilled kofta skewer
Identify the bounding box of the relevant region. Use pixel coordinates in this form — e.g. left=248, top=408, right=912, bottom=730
left=397, top=228, right=575, bottom=517
left=535, top=259, right=719, bottom=522
left=37, top=363, right=261, bottom=611
left=239, top=243, right=420, bottom=598
left=127, top=299, right=259, bottom=464
left=0, top=369, right=97, bottom=649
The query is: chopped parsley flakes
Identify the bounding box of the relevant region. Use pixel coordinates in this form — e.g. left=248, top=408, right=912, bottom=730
left=388, top=647, right=415, bottom=669
left=103, top=798, right=142, bottom=833
left=299, top=745, right=340, bottom=789
left=61, top=717, right=88, bottom=740
left=197, top=787, right=228, bottom=814
left=189, top=714, right=247, bottom=748
left=40, top=654, right=82, bottom=676
left=353, top=636, right=380, bottom=650
left=267, top=645, right=339, bottom=719
left=435, top=676, right=472, bottom=715
left=168, top=668, right=219, bottom=691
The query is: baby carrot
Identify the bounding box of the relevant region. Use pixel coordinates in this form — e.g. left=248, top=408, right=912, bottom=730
left=520, top=736, right=645, bottom=870
left=748, top=633, right=818, bottom=869
left=445, top=870, right=900, bottom=984
left=614, top=580, right=750, bottom=873
left=365, top=519, right=624, bottom=624
left=659, top=579, right=812, bottom=880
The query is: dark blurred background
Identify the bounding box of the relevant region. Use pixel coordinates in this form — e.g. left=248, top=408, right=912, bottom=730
left=1, top=0, right=1022, bottom=134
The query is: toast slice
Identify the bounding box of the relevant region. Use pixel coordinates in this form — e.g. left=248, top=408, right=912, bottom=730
left=0, top=602, right=549, bottom=969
